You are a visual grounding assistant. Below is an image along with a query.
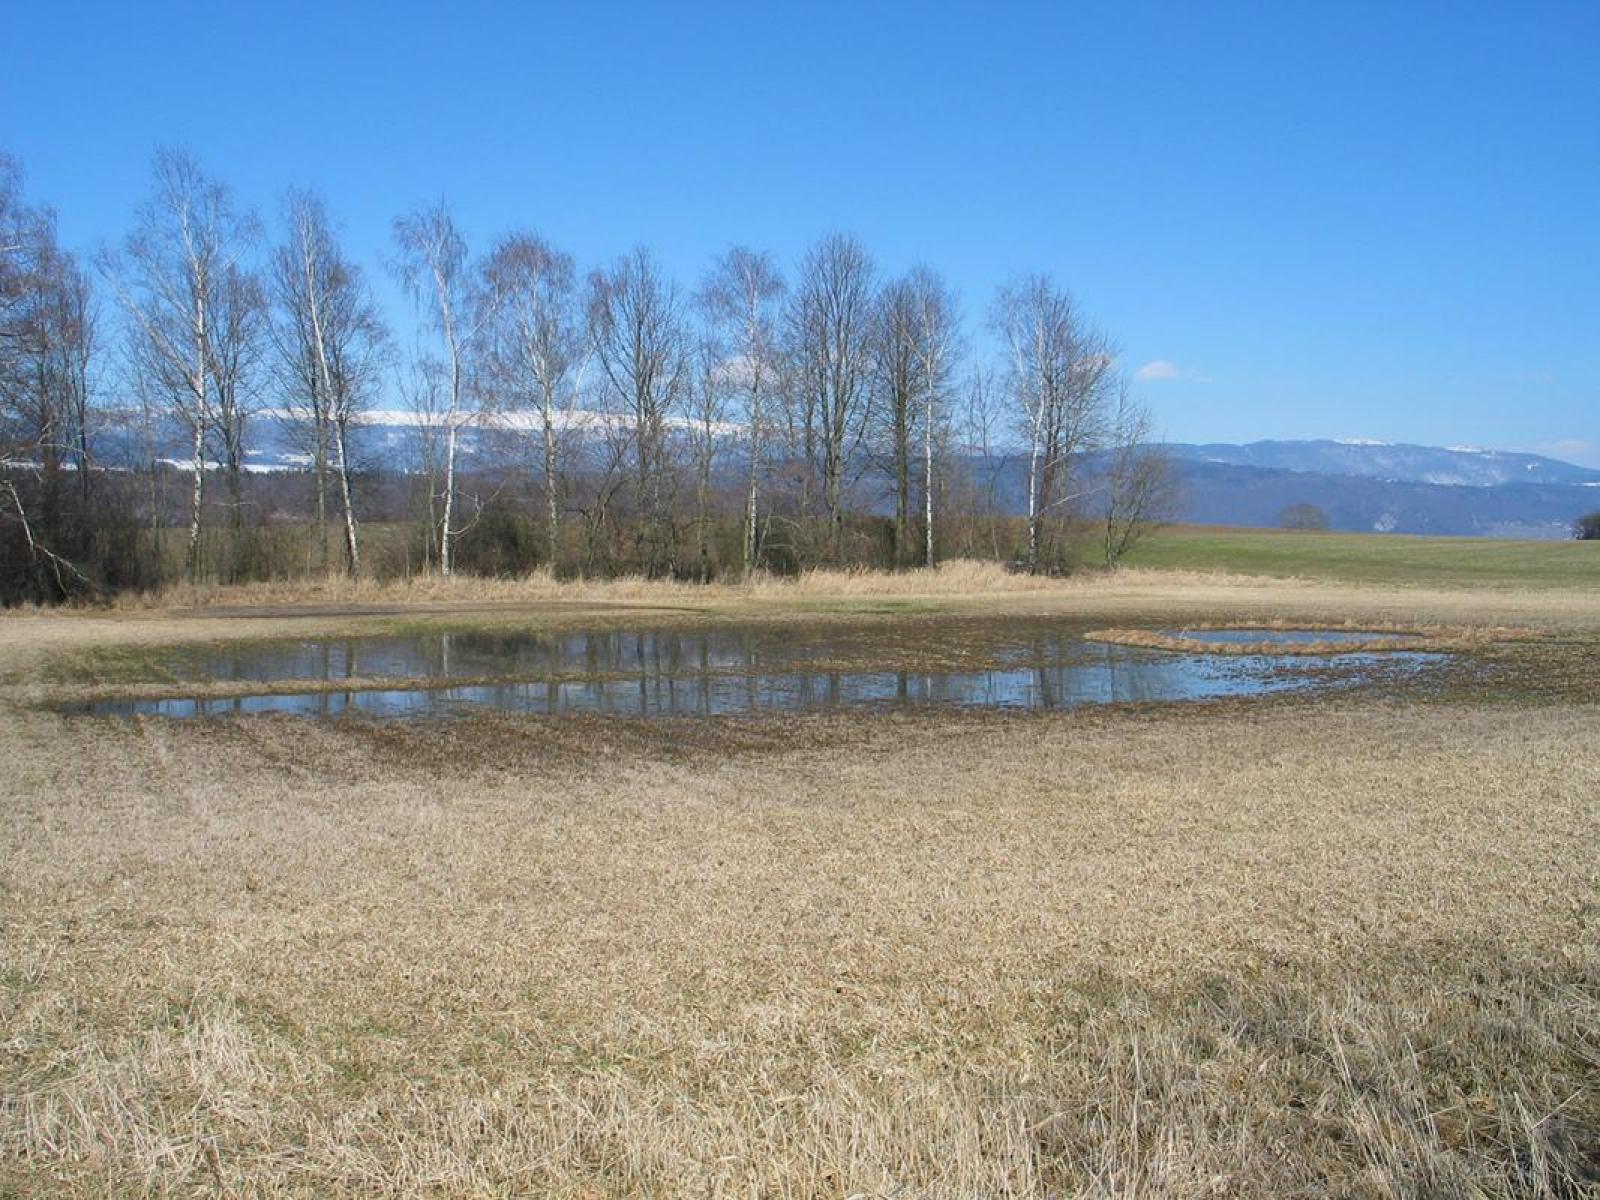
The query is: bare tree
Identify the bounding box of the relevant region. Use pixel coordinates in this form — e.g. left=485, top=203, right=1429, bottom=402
left=58, top=262, right=95, bottom=505
left=401, top=357, right=446, bottom=574
left=100, top=150, right=258, bottom=583
left=697, top=246, right=784, bottom=573
left=0, top=153, right=25, bottom=350
left=915, top=274, right=961, bottom=569
left=272, top=191, right=389, bottom=574
left=875, top=267, right=960, bottom=568
left=1, top=156, right=100, bottom=595
left=947, top=365, right=1005, bottom=558
left=1098, top=385, right=1176, bottom=565
left=991, top=275, right=1116, bottom=572
left=479, top=233, right=582, bottom=570
left=208, top=261, right=266, bottom=549
left=872, top=277, right=919, bottom=565
left=587, top=247, right=688, bottom=576
left=6, top=223, right=79, bottom=505
left=787, top=233, right=876, bottom=561
left=392, top=202, right=485, bottom=577
left=574, top=409, right=633, bottom=576
left=686, top=335, right=729, bottom=579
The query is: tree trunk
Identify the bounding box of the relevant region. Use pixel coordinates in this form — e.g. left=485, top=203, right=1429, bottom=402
left=186, top=418, right=205, bottom=584
left=826, top=453, right=842, bottom=563
left=696, top=433, right=711, bottom=581
left=542, top=388, right=559, bottom=570
left=924, top=382, right=935, bottom=569
left=743, top=411, right=759, bottom=574
left=334, top=417, right=360, bottom=575
left=440, top=422, right=457, bottom=577
left=314, top=416, right=329, bottom=573
left=895, top=424, right=909, bottom=569
left=1025, top=433, right=1041, bottom=574
left=225, top=435, right=244, bottom=584
left=226, top=452, right=244, bottom=531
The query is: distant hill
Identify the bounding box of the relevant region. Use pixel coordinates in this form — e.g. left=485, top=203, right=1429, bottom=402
left=1145, top=439, right=1600, bottom=538
left=1167, top=460, right=1597, bottom=539
left=86, top=412, right=1600, bottom=540
left=1160, top=439, right=1600, bottom=488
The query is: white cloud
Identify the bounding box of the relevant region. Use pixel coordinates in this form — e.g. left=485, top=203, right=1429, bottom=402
left=1134, top=360, right=1181, bottom=381
left=1133, top=360, right=1207, bottom=383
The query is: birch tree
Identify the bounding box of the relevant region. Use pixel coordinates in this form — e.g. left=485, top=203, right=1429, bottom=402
left=786, top=233, right=876, bottom=561
left=101, top=150, right=258, bottom=583
left=872, top=277, right=919, bottom=565
left=402, top=357, right=447, bottom=574
left=479, top=232, right=582, bottom=570
left=392, top=202, right=484, bottom=576
left=991, top=275, right=1115, bottom=572
left=58, top=262, right=95, bottom=505
left=908, top=269, right=959, bottom=569
left=696, top=246, right=784, bottom=573
left=872, top=268, right=957, bottom=567
left=208, top=261, right=266, bottom=548
left=272, top=191, right=389, bottom=574
left=686, top=335, right=728, bottom=579
left=586, top=247, right=688, bottom=576
left=958, top=364, right=1007, bottom=559
left=0, top=156, right=99, bottom=594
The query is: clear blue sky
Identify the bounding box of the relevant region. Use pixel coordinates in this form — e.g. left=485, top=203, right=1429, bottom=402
left=7, top=1, right=1597, bottom=462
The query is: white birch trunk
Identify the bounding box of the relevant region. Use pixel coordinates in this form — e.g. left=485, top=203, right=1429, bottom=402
left=924, top=379, right=935, bottom=569
left=441, top=420, right=457, bottom=577
left=542, top=384, right=559, bottom=568
left=186, top=285, right=209, bottom=584
left=186, top=416, right=205, bottom=582
left=1025, top=428, right=1042, bottom=574
left=334, top=417, right=360, bottom=574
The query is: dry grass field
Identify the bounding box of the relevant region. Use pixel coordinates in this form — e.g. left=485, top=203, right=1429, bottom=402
left=3, top=565, right=1598, bottom=1197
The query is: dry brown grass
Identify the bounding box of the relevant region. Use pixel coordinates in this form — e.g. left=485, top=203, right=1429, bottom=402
left=2, top=574, right=1599, bottom=1196
left=3, top=698, right=1599, bottom=1196
left=1083, top=621, right=1538, bottom=656
left=98, top=560, right=1065, bottom=613
left=70, top=556, right=1600, bottom=617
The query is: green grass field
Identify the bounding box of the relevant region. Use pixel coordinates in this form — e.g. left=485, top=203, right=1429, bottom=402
left=1126, top=524, right=1600, bottom=588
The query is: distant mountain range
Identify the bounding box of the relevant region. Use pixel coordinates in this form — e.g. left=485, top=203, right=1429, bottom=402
left=1152, top=440, right=1600, bottom=538
left=1160, top=439, right=1600, bottom=489
left=89, top=411, right=1600, bottom=540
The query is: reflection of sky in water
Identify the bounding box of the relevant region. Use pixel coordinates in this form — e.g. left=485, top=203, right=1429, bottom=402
left=78, top=628, right=1441, bottom=719
left=1163, top=628, right=1409, bottom=645
left=151, top=628, right=790, bottom=683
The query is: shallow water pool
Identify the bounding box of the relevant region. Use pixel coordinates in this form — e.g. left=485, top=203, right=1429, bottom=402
left=66, top=623, right=1445, bottom=720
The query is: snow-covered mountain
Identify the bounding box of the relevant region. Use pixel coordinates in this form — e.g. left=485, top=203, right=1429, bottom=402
left=80, top=412, right=1600, bottom=539
left=1161, top=439, right=1600, bottom=488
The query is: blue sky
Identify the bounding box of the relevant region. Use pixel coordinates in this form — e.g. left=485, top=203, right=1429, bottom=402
left=6, top=1, right=1598, bottom=462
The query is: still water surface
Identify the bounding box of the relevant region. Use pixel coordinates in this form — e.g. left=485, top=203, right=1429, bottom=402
left=72, top=624, right=1442, bottom=719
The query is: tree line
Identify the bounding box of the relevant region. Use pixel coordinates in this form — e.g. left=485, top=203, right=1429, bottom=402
left=0, top=147, right=1175, bottom=603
